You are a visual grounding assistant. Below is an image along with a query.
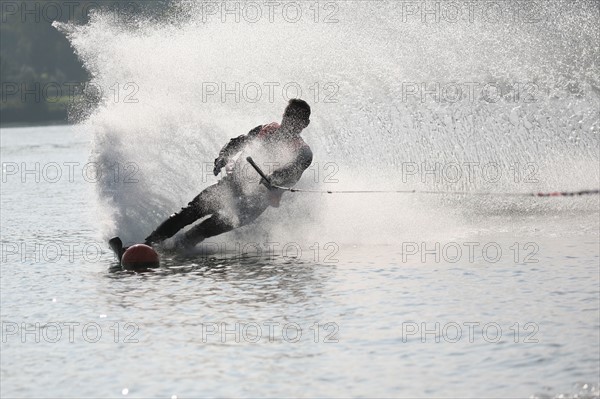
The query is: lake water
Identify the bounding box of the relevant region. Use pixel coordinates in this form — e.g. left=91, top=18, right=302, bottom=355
left=1, top=125, right=598, bottom=398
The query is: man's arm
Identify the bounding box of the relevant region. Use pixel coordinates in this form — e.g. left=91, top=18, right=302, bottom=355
left=268, top=145, right=313, bottom=187
left=213, top=125, right=262, bottom=176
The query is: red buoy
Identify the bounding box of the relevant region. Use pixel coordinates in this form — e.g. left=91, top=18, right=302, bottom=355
left=121, top=244, right=159, bottom=270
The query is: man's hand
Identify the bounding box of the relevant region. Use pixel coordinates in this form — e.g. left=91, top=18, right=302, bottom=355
left=260, top=177, right=273, bottom=190
left=267, top=187, right=284, bottom=208
left=213, top=157, right=227, bottom=176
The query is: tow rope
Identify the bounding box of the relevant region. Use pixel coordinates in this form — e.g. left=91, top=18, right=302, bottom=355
left=246, top=157, right=600, bottom=198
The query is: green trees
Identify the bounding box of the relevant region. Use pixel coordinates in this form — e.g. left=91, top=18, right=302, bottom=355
left=0, top=1, right=167, bottom=124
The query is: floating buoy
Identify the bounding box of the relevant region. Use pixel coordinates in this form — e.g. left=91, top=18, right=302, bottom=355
left=121, top=244, right=159, bottom=270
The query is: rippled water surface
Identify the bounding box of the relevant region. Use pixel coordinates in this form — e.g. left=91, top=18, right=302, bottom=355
left=1, top=126, right=599, bottom=398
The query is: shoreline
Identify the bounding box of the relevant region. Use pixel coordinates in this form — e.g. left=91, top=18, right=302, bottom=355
left=0, top=120, right=72, bottom=129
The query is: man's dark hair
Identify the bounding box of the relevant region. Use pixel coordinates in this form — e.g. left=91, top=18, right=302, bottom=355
left=283, top=99, right=311, bottom=122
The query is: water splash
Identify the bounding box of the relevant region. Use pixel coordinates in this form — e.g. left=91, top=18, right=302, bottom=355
left=54, top=0, right=599, bottom=244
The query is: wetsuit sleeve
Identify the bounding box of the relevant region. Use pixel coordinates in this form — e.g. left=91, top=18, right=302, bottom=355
left=213, top=125, right=262, bottom=175
left=269, top=145, right=313, bottom=187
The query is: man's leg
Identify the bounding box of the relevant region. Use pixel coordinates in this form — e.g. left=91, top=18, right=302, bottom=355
left=144, top=205, right=200, bottom=246
left=177, top=201, right=271, bottom=249
left=177, top=214, right=236, bottom=249
left=144, top=183, right=225, bottom=245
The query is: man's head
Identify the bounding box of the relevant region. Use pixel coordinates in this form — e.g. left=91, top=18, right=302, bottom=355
left=281, top=99, right=311, bottom=133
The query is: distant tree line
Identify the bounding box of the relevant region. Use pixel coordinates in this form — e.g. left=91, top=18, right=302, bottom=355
left=1, top=0, right=169, bottom=125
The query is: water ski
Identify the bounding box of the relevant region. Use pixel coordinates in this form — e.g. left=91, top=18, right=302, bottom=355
left=108, top=237, right=160, bottom=270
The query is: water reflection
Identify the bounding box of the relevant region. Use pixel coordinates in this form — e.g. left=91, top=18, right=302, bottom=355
left=104, top=249, right=335, bottom=309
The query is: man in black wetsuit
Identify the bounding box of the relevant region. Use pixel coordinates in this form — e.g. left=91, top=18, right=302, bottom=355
left=144, top=99, right=313, bottom=249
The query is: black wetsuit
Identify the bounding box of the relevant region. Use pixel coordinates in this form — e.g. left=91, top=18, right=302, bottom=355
left=144, top=123, right=312, bottom=248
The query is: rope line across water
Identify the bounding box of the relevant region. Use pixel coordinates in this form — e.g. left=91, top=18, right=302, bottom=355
left=274, top=187, right=600, bottom=197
